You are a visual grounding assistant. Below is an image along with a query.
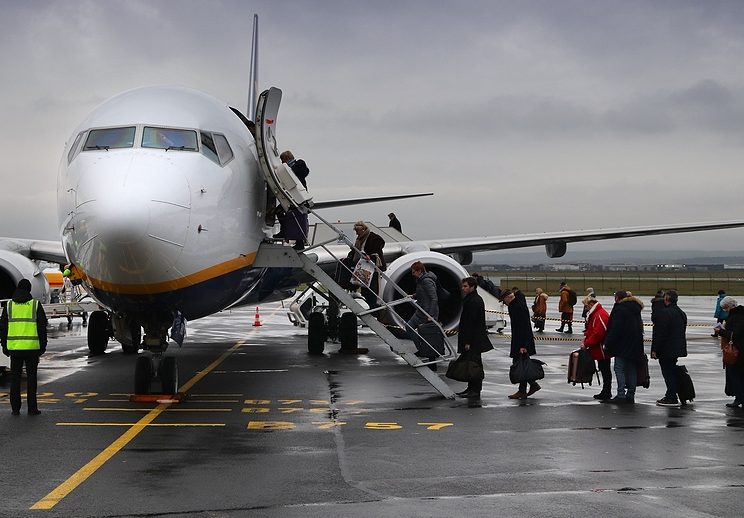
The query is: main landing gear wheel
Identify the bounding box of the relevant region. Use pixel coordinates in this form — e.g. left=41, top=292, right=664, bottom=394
left=160, top=357, right=179, bottom=394
left=121, top=323, right=141, bottom=355
left=307, top=312, right=326, bottom=355
left=87, top=311, right=110, bottom=356
left=134, top=356, right=153, bottom=394
left=339, top=312, right=358, bottom=350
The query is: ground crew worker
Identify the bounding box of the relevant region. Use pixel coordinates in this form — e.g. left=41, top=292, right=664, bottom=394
left=0, top=278, right=48, bottom=416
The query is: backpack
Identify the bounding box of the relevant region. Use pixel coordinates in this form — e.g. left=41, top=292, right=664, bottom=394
left=568, top=289, right=577, bottom=306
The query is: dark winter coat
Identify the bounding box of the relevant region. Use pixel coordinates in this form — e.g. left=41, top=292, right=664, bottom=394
left=651, top=304, right=688, bottom=359
left=715, top=294, right=729, bottom=320
left=457, top=290, right=493, bottom=354
left=720, top=305, right=744, bottom=368
left=604, top=296, right=645, bottom=361
left=347, top=231, right=387, bottom=271
left=413, top=271, right=439, bottom=321
left=389, top=216, right=402, bottom=232
left=507, top=294, right=535, bottom=358
left=288, top=158, right=309, bottom=189
left=1, top=286, right=48, bottom=357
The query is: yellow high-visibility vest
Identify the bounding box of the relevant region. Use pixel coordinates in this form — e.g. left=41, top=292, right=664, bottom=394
left=6, top=300, right=41, bottom=351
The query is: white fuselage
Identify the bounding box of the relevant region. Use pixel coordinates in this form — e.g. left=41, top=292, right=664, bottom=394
left=57, top=86, right=269, bottom=319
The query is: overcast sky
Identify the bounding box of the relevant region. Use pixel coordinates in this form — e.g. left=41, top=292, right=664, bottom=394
left=2, top=0, right=744, bottom=255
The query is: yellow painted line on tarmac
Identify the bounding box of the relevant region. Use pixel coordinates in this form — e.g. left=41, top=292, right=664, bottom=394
left=32, top=304, right=284, bottom=510
left=57, top=423, right=226, bottom=427
left=82, top=407, right=233, bottom=412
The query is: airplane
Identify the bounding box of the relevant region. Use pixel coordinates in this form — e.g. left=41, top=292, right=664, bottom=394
left=3, top=15, right=744, bottom=395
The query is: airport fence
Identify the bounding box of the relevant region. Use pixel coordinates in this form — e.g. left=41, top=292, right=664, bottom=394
left=481, top=271, right=744, bottom=296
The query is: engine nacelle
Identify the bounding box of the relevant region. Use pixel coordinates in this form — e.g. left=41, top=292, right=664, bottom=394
left=545, top=241, right=567, bottom=258
left=380, top=251, right=469, bottom=329
left=0, top=250, right=51, bottom=302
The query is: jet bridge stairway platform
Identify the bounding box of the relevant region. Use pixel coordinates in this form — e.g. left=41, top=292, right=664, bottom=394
left=253, top=243, right=456, bottom=399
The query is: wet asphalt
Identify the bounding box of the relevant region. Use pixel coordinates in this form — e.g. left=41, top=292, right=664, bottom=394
left=0, top=296, right=743, bottom=517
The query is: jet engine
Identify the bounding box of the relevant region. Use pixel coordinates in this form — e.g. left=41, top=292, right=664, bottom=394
left=0, top=250, right=51, bottom=302
left=380, top=251, right=469, bottom=329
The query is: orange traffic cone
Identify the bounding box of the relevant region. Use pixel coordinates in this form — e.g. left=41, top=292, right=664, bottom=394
left=253, top=307, right=262, bottom=327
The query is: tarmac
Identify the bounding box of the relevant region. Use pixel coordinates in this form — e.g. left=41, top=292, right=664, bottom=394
left=1, top=295, right=743, bottom=517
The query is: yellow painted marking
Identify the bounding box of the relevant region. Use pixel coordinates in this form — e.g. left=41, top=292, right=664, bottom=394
left=309, top=408, right=330, bottom=414
left=365, top=422, right=403, bottom=430
left=417, top=422, right=454, bottom=430
left=344, top=400, right=365, bottom=405
left=278, top=408, right=302, bottom=414
left=73, top=399, right=87, bottom=404
left=247, top=421, right=295, bottom=430
left=32, top=337, right=251, bottom=510
left=38, top=392, right=54, bottom=398
left=312, top=422, right=348, bottom=429
left=244, top=399, right=271, bottom=405
left=56, top=423, right=225, bottom=427
left=278, top=399, right=302, bottom=405
left=241, top=407, right=270, bottom=413
left=192, top=393, right=244, bottom=397
left=97, top=399, right=133, bottom=402
left=309, top=400, right=328, bottom=405
left=82, top=407, right=231, bottom=412
left=65, top=392, right=98, bottom=398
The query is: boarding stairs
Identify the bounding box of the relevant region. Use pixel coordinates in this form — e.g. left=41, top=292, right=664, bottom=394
left=253, top=87, right=456, bottom=399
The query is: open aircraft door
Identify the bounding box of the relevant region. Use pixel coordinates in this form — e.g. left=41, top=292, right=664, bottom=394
left=255, top=87, right=313, bottom=213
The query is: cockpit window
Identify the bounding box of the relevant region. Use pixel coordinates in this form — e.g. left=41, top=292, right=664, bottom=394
left=67, top=132, right=83, bottom=164
left=213, top=133, right=234, bottom=165
left=83, top=127, right=136, bottom=151
left=200, top=131, right=219, bottom=165
left=142, top=127, right=198, bottom=151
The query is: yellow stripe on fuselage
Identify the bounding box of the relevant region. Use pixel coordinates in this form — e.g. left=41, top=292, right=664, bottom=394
left=83, top=251, right=258, bottom=295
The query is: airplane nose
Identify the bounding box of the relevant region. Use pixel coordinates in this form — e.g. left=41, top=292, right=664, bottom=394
left=70, top=152, right=192, bottom=282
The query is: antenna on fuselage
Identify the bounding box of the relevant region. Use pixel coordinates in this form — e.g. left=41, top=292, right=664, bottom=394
left=247, top=14, right=259, bottom=121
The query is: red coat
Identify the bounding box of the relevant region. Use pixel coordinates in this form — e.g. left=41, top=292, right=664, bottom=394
left=583, top=302, right=609, bottom=360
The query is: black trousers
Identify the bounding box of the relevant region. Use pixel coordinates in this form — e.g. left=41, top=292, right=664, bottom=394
left=10, top=355, right=39, bottom=413
left=466, top=350, right=483, bottom=393
left=361, top=273, right=380, bottom=310
left=598, top=358, right=612, bottom=391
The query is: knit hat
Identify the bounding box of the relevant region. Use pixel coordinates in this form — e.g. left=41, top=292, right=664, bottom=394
left=17, top=278, right=32, bottom=292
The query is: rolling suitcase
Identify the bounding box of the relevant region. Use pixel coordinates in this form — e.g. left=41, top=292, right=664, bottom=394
left=416, top=322, right=445, bottom=357
left=568, top=348, right=597, bottom=387
left=676, top=364, right=696, bottom=403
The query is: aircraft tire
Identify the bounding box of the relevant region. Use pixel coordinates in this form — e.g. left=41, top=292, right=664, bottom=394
left=339, top=312, right=358, bottom=350
left=87, top=311, right=109, bottom=356
left=134, top=356, right=152, bottom=394
left=307, top=313, right=326, bottom=355
left=121, top=322, right=141, bottom=355
left=160, top=357, right=179, bottom=394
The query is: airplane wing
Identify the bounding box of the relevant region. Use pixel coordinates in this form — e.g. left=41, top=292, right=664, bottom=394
left=0, top=237, right=67, bottom=263
left=305, top=219, right=744, bottom=265
left=418, top=219, right=744, bottom=257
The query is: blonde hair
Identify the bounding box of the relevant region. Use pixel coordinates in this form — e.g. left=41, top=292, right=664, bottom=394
left=353, top=221, right=368, bottom=231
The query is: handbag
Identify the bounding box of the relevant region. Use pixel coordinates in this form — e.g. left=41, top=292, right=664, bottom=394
left=350, top=258, right=375, bottom=287
left=723, top=333, right=740, bottom=366
left=509, top=353, right=546, bottom=384
left=445, top=352, right=484, bottom=382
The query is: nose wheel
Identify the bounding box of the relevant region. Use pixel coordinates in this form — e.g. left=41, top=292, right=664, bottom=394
left=134, top=355, right=179, bottom=395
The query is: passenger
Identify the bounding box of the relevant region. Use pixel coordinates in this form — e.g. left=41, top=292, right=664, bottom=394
left=582, top=295, right=612, bottom=400
left=455, top=276, right=493, bottom=399
left=387, top=212, right=402, bottom=232
left=279, top=150, right=309, bottom=190
left=581, top=287, right=595, bottom=319
left=532, top=288, right=548, bottom=333
left=0, top=279, right=47, bottom=416
left=407, top=261, right=439, bottom=359
left=713, top=290, right=728, bottom=337
left=501, top=289, right=539, bottom=399
left=650, top=290, right=688, bottom=407
left=556, top=282, right=576, bottom=334
left=602, top=290, right=645, bottom=405
left=346, top=221, right=386, bottom=311
left=718, top=296, right=744, bottom=408
left=511, top=286, right=526, bottom=307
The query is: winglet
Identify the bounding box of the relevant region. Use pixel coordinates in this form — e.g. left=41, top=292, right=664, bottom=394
left=311, top=192, right=433, bottom=210
left=246, top=14, right=259, bottom=121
